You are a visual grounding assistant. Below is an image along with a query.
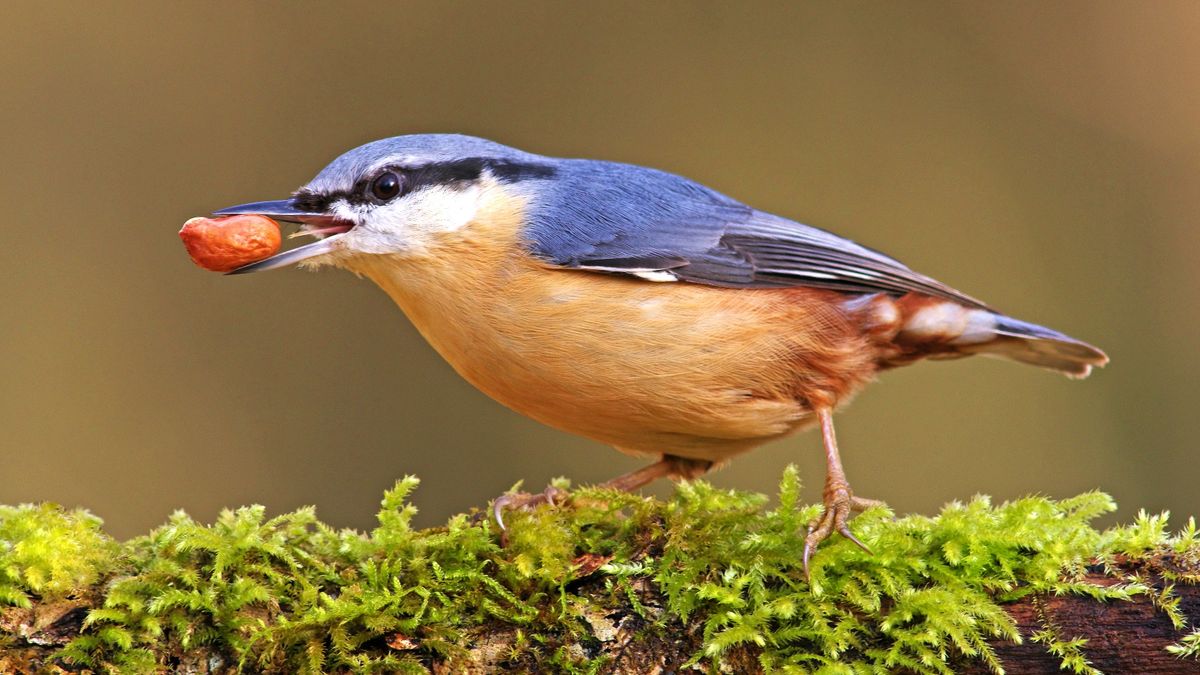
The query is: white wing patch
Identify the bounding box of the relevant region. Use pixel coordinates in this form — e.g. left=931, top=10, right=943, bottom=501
left=579, top=265, right=680, bottom=282
left=630, top=270, right=679, bottom=282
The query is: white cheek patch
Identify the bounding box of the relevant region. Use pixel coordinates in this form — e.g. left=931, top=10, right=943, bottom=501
left=342, top=185, right=482, bottom=255
left=401, top=184, right=482, bottom=234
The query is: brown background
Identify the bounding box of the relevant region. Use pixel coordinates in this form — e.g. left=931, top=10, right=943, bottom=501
left=1, top=2, right=1196, bottom=539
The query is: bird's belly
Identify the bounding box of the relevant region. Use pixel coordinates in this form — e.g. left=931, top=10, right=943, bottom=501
left=356, top=255, right=875, bottom=460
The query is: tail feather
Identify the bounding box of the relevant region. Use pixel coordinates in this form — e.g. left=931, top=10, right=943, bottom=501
left=964, top=315, right=1109, bottom=379
left=869, top=295, right=1110, bottom=378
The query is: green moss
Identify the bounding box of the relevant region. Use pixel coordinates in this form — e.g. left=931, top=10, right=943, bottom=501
left=0, top=503, right=114, bottom=606
left=0, top=469, right=1196, bottom=673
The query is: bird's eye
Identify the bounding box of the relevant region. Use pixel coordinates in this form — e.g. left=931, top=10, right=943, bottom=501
left=369, top=171, right=403, bottom=202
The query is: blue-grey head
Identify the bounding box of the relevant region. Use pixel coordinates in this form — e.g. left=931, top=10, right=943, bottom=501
left=214, top=134, right=559, bottom=273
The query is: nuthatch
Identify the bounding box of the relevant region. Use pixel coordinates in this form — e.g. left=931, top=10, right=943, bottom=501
left=213, top=134, right=1108, bottom=571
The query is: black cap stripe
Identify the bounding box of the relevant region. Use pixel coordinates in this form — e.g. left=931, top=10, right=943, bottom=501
left=291, top=158, right=555, bottom=212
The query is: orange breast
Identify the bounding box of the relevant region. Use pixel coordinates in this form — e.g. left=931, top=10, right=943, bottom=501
left=347, top=191, right=878, bottom=461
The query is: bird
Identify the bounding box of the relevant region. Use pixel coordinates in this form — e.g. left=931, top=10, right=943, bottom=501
left=212, top=133, right=1108, bottom=572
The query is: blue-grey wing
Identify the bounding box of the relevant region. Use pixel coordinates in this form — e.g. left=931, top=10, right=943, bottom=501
left=523, top=159, right=989, bottom=309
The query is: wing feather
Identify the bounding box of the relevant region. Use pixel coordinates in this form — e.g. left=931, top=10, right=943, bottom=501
left=524, top=159, right=989, bottom=309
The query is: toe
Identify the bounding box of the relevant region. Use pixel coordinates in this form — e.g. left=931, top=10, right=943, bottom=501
left=490, top=484, right=570, bottom=535
left=803, top=525, right=826, bottom=580
left=543, top=485, right=568, bottom=507
left=804, top=510, right=836, bottom=580
left=803, top=487, right=880, bottom=576
left=850, top=496, right=884, bottom=512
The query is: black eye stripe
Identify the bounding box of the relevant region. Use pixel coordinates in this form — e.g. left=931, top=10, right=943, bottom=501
left=291, top=158, right=556, bottom=211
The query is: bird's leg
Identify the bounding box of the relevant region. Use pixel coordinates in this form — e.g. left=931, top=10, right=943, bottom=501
left=489, top=454, right=712, bottom=537
left=803, top=407, right=881, bottom=578
left=601, top=454, right=713, bottom=492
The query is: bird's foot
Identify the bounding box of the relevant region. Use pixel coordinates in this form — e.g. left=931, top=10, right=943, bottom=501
left=802, top=481, right=881, bottom=580
left=490, top=484, right=568, bottom=545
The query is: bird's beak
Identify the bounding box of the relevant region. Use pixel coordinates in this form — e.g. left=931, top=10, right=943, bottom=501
left=212, top=199, right=354, bottom=274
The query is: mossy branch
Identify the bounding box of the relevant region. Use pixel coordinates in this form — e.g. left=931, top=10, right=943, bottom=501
left=1, top=470, right=1198, bottom=674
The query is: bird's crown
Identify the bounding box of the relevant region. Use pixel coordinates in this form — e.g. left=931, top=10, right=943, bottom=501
left=305, top=134, right=544, bottom=195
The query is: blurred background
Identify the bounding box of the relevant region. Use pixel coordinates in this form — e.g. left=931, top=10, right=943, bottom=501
left=1, top=2, right=1196, bottom=539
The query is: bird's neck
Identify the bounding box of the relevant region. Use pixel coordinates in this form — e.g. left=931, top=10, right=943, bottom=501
left=342, top=188, right=537, bottom=354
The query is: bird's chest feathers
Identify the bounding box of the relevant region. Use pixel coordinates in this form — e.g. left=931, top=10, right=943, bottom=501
left=348, top=193, right=596, bottom=395
left=346, top=191, right=872, bottom=455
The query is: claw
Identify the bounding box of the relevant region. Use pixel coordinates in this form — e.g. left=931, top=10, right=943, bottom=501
left=489, top=484, right=569, bottom=543
left=492, top=495, right=513, bottom=531
left=838, top=526, right=872, bottom=554
left=803, top=533, right=817, bottom=580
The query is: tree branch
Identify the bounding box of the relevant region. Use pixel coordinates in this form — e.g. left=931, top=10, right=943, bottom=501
left=0, top=475, right=1197, bottom=673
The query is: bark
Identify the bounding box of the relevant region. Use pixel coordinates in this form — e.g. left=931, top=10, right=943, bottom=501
left=961, top=578, right=1200, bottom=674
